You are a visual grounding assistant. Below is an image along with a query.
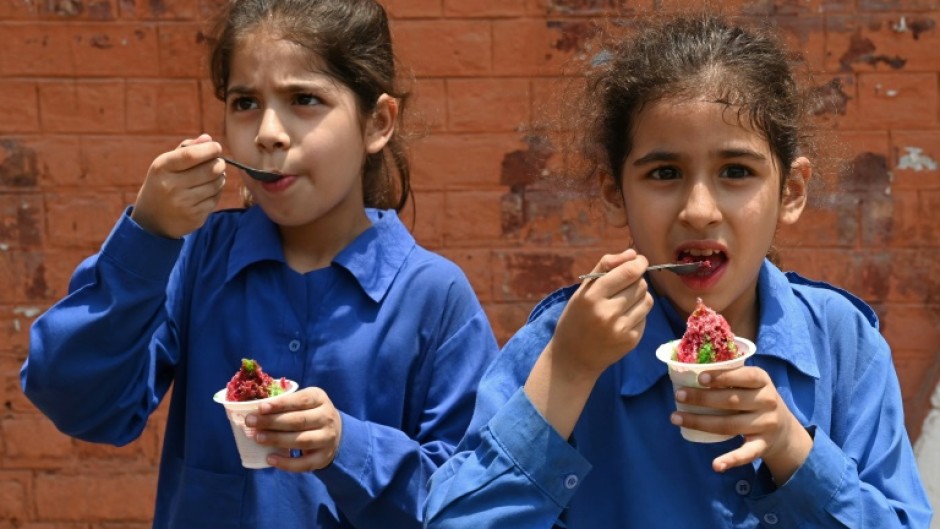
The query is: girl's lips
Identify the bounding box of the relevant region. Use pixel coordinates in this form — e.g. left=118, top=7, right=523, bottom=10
left=259, top=174, right=297, bottom=192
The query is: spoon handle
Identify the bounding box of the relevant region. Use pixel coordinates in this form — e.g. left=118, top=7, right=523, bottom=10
left=578, top=263, right=694, bottom=280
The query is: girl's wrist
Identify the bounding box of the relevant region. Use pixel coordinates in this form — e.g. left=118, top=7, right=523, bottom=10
left=523, top=340, right=600, bottom=440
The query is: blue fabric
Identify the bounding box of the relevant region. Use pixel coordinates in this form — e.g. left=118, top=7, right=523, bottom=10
left=22, top=205, right=499, bottom=529
left=425, top=260, right=932, bottom=529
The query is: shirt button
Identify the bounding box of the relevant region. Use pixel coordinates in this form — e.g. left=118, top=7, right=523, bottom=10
left=735, top=479, right=751, bottom=495
left=563, top=474, right=579, bottom=490
left=763, top=513, right=779, bottom=525
left=288, top=339, right=301, bottom=352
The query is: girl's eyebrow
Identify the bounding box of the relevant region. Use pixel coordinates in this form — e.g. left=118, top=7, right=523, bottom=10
left=632, top=148, right=767, bottom=166
left=226, top=79, right=333, bottom=97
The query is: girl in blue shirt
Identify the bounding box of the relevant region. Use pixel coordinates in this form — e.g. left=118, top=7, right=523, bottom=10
left=21, top=1, right=499, bottom=528
left=425, top=12, right=932, bottom=529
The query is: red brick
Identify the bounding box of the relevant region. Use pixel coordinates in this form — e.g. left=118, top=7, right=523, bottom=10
left=0, top=2, right=39, bottom=19
left=34, top=473, right=156, bottom=521
left=444, top=190, right=510, bottom=244
left=394, top=20, right=492, bottom=77
left=126, top=80, right=201, bottom=134
left=1, top=349, right=35, bottom=413
left=71, top=24, right=161, bottom=77
left=858, top=0, right=940, bottom=12
left=856, top=72, right=938, bottom=127
left=401, top=190, right=445, bottom=248
left=826, top=14, right=940, bottom=73
left=385, top=0, right=443, bottom=19
left=493, top=18, right=590, bottom=77
left=80, top=135, right=180, bottom=187
left=199, top=80, right=225, bottom=138
left=513, top=189, right=606, bottom=246
left=157, top=23, right=212, bottom=78
left=655, top=0, right=825, bottom=15
left=890, top=130, right=940, bottom=190
left=45, top=192, right=127, bottom=249
left=119, top=0, right=199, bottom=19
left=893, top=348, right=939, bottom=405
left=774, top=15, right=827, bottom=72
left=440, top=248, right=495, bottom=302
left=887, top=249, right=940, bottom=303
left=39, top=81, right=126, bottom=134
left=0, top=193, right=44, bottom=250
left=0, top=471, right=30, bottom=520
left=444, top=0, right=528, bottom=17
left=447, top=78, right=531, bottom=132
left=39, top=0, right=116, bottom=20
left=13, top=136, right=83, bottom=188
left=409, top=78, right=446, bottom=133
left=0, top=24, right=76, bottom=76
left=0, top=81, right=39, bottom=133
left=494, top=249, right=578, bottom=301
left=411, top=132, right=526, bottom=189
left=539, top=0, right=642, bottom=16
left=882, top=304, right=940, bottom=351
left=2, top=416, right=74, bottom=467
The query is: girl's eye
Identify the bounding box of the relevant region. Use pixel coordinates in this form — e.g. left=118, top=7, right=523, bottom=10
left=649, top=166, right=680, bottom=180
left=230, top=97, right=258, bottom=112
left=721, top=165, right=754, bottom=179
left=295, top=93, right=322, bottom=106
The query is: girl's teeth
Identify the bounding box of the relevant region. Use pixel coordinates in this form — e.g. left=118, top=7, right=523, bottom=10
left=686, top=249, right=717, bottom=257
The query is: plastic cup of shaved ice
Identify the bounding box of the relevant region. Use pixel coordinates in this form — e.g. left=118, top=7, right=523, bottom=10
left=655, top=337, right=756, bottom=443
left=213, top=380, right=299, bottom=468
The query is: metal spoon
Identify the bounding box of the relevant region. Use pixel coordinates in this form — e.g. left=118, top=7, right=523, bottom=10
left=221, top=157, right=282, bottom=182
left=578, top=261, right=706, bottom=281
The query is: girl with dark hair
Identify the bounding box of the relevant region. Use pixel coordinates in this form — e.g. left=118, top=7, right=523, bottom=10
left=21, top=1, right=499, bottom=528
left=425, top=12, right=931, bottom=529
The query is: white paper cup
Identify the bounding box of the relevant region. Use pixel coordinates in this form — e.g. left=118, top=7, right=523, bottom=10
left=213, top=380, right=299, bottom=468
left=655, top=338, right=756, bottom=443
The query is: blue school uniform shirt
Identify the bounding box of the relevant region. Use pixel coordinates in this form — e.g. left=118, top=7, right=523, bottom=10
left=21, top=205, right=499, bottom=529
left=425, top=261, right=932, bottom=529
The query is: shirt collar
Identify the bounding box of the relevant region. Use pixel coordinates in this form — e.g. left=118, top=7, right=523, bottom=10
left=226, top=207, right=415, bottom=303
left=619, top=259, right=820, bottom=397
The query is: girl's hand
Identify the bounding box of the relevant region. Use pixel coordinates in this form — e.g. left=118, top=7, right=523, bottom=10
left=131, top=133, right=227, bottom=239
left=551, top=249, right=653, bottom=379
left=245, top=387, right=343, bottom=472
left=670, top=366, right=813, bottom=483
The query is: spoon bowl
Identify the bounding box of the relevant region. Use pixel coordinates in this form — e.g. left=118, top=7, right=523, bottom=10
left=221, top=157, right=282, bottom=183
left=578, top=261, right=705, bottom=281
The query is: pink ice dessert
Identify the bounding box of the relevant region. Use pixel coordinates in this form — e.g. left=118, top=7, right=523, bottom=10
left=225, top=359, right=289, bottom=402
left=675, top=298, right=739, bottom=364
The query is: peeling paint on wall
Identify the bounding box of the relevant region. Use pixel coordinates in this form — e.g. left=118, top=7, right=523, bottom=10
left=839, top=31, right=907, bottom=71
left=898, top=147, right=938, bottom=172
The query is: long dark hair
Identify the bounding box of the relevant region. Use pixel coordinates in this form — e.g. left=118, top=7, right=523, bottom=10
left=209, top=0, right=411, bottom=212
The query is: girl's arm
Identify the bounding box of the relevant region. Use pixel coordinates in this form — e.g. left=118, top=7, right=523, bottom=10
left=426, top=251, right=653, bottom=529
left=20, top=211, right=186, bottom=445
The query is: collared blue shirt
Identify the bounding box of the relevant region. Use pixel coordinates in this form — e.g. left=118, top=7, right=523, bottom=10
left=22, top=206, right=499, bottom=529
left=426, top=261, right=932, bottom=529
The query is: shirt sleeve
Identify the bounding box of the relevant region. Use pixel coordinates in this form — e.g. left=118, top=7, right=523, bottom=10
left=316, top=298, right=501, bottom=529
left=20, top=208, right=185, bottom=445
left=746, top=328, right=933, bottom=528
left=425, top=389, right=592, bottom=529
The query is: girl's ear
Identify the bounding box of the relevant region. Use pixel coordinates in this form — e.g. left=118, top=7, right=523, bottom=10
left=364, top=94, right=398, bottom=154
left=779, top=156, right=811, bottom=225
left=600, top=171, right=629, bottom=227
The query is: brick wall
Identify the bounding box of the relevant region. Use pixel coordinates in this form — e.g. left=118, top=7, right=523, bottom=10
left=1, top=0, right=938, bottom=525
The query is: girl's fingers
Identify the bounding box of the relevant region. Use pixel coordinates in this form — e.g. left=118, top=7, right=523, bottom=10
left=676, top=387, right=763, bottom=412
left=699, top=366, right=768, bottom=389
left=163, top=140, right=223, bottom=174
left=713, top=438, right=768, bottom=472
left=258, top=387, right=328, bottom=414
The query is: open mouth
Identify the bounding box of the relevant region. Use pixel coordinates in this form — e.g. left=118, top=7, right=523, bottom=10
left=676, top=249, right=726, bottom=274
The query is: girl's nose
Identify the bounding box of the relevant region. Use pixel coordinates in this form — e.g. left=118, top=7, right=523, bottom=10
left=255, top=109, right=290, bottom=151
left=678, top=181, right=722, bottom=229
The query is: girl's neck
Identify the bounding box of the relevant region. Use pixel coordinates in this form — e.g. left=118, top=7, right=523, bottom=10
left=278, top=210, right=372, bottom=274
left=720, top=287, right=761, bottom=342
